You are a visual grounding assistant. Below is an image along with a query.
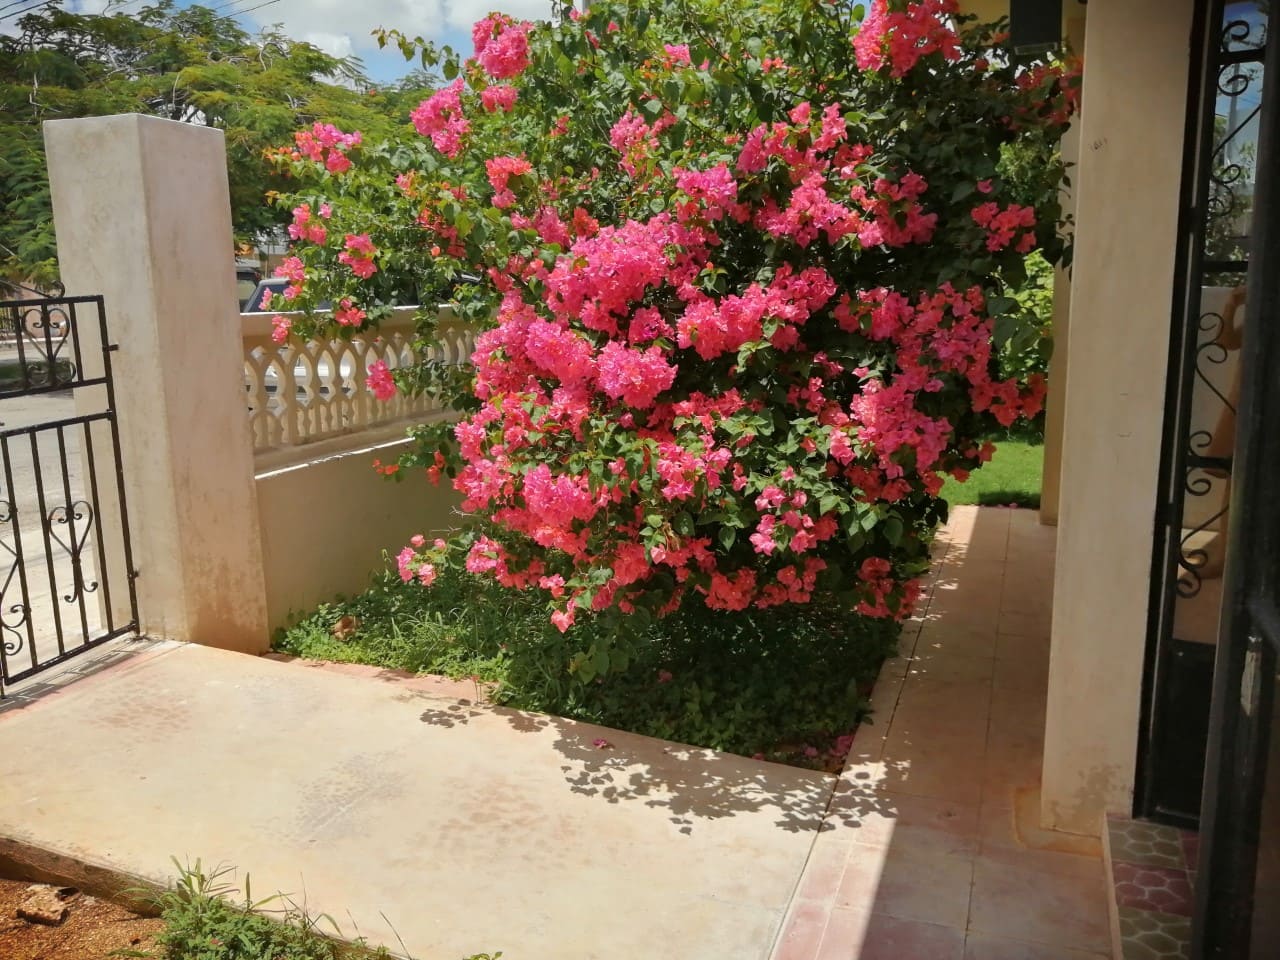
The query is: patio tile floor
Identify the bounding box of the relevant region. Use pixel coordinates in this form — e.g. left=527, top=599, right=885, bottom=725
left=772, top=505, right=1111, bottom=960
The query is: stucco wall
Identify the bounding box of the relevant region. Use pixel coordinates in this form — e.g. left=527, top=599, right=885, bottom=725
left=1041, top=0, right=1196, bottom=835
left=256, top=439, right=464, bottom=633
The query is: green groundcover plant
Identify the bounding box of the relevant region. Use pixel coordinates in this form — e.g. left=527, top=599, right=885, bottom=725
left=266, top=0, right=1076, bottom=691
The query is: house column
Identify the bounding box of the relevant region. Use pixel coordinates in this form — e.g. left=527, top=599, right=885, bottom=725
left=1040, top=0, right=1196, bottom=834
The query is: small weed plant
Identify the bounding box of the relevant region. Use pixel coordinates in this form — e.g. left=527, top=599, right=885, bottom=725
left=123, top=858, right=499, bottom=960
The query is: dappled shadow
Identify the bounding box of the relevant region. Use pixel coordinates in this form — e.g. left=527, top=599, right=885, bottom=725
left=418, top=698, right=840, bottom=836
left=416, top=699, right=486, bottom=728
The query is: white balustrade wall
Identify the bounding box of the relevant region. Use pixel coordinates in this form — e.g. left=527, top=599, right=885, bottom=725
left=242, top=306, right=477, bottom=463
left=244, top=305, right=474, bottom=630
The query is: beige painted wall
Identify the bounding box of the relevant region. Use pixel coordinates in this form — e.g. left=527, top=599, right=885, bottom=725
left=1041, top=0, right=1196, bottom=835
left=256, top=438, right=464, bottom=633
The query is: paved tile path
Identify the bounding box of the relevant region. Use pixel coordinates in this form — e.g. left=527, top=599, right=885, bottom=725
left=772, top=506, right=1111, bottom=959
left=0, top=505, right=1110, bottom=959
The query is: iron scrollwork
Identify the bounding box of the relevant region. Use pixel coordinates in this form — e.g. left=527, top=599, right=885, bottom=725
left=0, top=499, right=28, bottom=659
left=14, top=304, right=77, bottom=390
left=46, top=501, right=99, bottom=605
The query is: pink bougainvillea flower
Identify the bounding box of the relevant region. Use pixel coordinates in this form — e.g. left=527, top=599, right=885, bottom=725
left=367, top=360, right=396, bottom=401
left=338, top=233, right=378, bottom=279
left=473, top=14, right=532, bottom=79
left=411, top=79, right=470, bottom=157
left=288, top=204, right=327, bottom=244
left=481, top=84, right=519, bottom=113
left=485, top=155, right=533, bottom=209
left=270, top=314, right=292, bottom=344
left=853, top=0, right=961, bottom=77
left=334, top=299, right=366, bottom=327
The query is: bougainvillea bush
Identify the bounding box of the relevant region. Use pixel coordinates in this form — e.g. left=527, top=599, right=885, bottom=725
left=268, top=0, right=1076, bottom=688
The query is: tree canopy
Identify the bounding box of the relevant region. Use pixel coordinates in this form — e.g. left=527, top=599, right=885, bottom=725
left=0, top=0, right=429, bottom=287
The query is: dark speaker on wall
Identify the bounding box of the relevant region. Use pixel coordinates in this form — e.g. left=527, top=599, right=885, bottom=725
left=1010, top=0, right=1064, bottom=54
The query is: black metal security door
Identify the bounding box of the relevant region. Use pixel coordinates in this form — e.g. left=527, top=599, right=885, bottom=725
left=1140, top=0, right=1267, bottom=828
left=1193, top=0, right=1280, bottom=946
left=0, top=293, right=138, bottom=694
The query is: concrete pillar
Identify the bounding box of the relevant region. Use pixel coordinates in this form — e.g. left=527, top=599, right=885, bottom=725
left=44, top=114, right=269, bottom=653
left=1040, top=0, right=1195, bottom=834
left=1037, top=170, right=1074, bottom=527
left=1038, top=12, right=1087, bottom=528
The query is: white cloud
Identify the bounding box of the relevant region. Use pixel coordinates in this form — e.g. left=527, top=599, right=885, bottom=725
left=245, top=0, right=443, bottom=50
left=443, top=0, right=556, bottom=32
left=300, top=31, right=355, bottom=60
left=242, top=0, right=558, bottom=57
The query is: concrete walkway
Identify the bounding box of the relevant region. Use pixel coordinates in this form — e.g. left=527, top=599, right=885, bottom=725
left=0, top=506, right=1108, bottom=959
left=0, top=641, right=831, bottom=959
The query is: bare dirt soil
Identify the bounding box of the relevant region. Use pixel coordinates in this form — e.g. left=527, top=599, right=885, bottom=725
left=0, top=877, right=164, bottom=960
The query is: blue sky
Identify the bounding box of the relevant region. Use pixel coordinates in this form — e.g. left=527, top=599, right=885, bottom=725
left=56, top=0, right=561, bottom=84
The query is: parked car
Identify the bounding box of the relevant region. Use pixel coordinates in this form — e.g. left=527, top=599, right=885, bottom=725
left=235, top=261, right=263, bottom=310
left=244, top=278, right=332, bottom=313
left=244, top=277, right=287, bottom=313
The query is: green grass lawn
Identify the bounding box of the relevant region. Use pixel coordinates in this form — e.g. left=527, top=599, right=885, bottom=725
left=941, top=438, right=1044, bottom=509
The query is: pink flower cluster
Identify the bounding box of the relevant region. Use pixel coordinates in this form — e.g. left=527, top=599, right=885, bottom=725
left=855, top=557, right=921, bottom=617
left=662, top=43, right=692, bottom=66
left=971, top=202, right=1037, bottom=253
left=288, top=203, right=331, bottom=244
left=597, top=342, right=677, bottom=408
left=473, top=14, right=532, bottom=79
left=397, top=534, right=447, bottom=585
left=481, top=84, right=519, bottom=113
left=337, top=233, right=377, bottom=279
left=486, top=155, right=533, bottom=209
left=367, top=360, right=396, bottom=401
left=270, top=314, right=292, bottom=344
left=853, top=0, right=962, bottom=78
left=275, top=255, right=307, bottom=302
left=609, top=109, right=675, bottom=178
left=732, top=103, right=936, bottom=250
left=412, top=79, right=470, bottom=158
left=334, top=299, right=366, bottom=327
left=292, top=122, right=362, bottom=174
left=1016, top=59, right=1082, bottom=127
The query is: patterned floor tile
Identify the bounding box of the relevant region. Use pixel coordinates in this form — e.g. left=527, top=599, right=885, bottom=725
left=1112, top=861, right=1194, bottom=916
left=1116, top=906, right=1190, bottom=960
left=1106, top=815, right=1187, bottom=870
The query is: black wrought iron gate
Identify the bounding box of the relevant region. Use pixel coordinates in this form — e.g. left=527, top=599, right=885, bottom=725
left=1140, top=0, right=1267, bottom=828
left=0, top=293, right=138, bottom=694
